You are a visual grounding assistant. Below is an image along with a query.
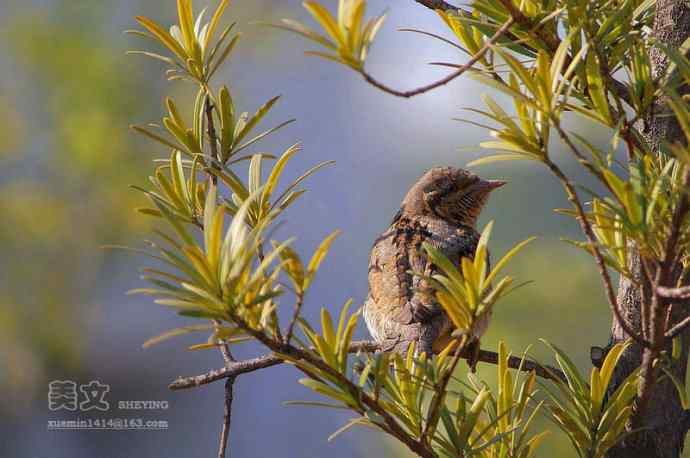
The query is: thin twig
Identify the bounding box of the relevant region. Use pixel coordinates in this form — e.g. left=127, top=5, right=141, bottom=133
left=544, top=154, right=650, bottom=348
left=169, top=353, right=284, bottom=390
left=666, top=316, right=690, bottom=339
left=284, top=291, right=304, bottom=344
left=472, top=347, right=566, bottom=382
left=169, top=340, right=565, bottom=391
left=360, top=18, right=515, bottom=98
left=552, top=121, right=608, bottom=187
left=218, top=376, right=235, bottom=458
left=215, top=338, right=235, bottom=458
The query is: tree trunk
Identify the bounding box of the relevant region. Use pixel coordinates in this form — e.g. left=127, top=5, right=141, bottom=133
left=606, top=2, right=690, bottom=457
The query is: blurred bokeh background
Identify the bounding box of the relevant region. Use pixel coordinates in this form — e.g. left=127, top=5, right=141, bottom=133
left=0, top=0, right=661, bottom=456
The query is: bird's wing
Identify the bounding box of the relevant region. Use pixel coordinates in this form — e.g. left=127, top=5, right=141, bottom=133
left=391, top=223, right=481, bottom=325
left=366, top=226, right=414, bottom=329
left=413, top=226, right=480, bottom=319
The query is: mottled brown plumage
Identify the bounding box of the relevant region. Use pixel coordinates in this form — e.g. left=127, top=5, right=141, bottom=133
left=363, top=167, right=505, bottom=361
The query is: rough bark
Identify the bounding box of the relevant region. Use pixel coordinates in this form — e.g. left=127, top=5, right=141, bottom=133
left=606, top=2, right=690, bottom=457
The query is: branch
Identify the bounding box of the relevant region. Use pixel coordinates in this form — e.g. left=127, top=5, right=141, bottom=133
left=660, top=169, right=690, bottom=280
left=544, top=153, right=651, bottom=348
left=170, top=353, right=290, bottom=390
left=658, top=285, right=690, bottom=300
left=658, top=170, right=690, bottom=340
left=284, top=291, right=304, bottom=344
left=494, top=0, right=560, bottom=51
left=213, top=323, right=236, bottom=458
left=495, top=0, right=635, bottom=109
left=665, top=316, right=690, bottom=339
left=218, top=377, right=235, bottom=458
left=169, top=340, right=565, bottom=391
left=359, top=18, right=515, bottom=98
left=473, top=347, right=566, bottom=382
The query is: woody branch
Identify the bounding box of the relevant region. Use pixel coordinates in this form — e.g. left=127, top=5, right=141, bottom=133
left=169, top=339, right=565, bottom=391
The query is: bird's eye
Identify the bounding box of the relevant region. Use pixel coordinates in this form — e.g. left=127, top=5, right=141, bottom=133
left=423, top=178, right=451, bottom=195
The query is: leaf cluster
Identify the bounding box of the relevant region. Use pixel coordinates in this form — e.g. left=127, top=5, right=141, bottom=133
left=270, top=0, right=386, bottom=71
left=543, top=341, right=639, bottom=458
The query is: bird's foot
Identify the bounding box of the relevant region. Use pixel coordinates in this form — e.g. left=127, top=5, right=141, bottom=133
left=380, top=337, right=401, bottom=352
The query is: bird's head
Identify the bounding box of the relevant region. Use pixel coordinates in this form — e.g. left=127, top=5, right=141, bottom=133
left=400, top=167, right=506, bottom=227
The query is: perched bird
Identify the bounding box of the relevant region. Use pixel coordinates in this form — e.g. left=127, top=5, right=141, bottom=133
left=363, top=167, right=505, bottom=365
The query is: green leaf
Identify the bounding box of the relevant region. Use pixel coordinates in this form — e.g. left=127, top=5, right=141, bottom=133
left=267, top=19, right=337, bottom=50
left=177, top=0, right=197, bottom=53
left=673, top=335, right=683, bottom=360
left=233, top=119, right=296, bottom=156
left=270, top=160, right=336, bottom=212
left=203, top=180, right=218, bottom=250
left=305, top=231, right=341, bottom=289
left=149, top=194, right=196, bottom=246
left=248, top=154, right=264, bottom=195
left=208, top=32, right=241, bottom=80
left=303, top=2, right=346, bottom=48
left=131, top=125, right=181, bottom=151
left=599, top=341, right=630, bottom=390
left=203, top=0, right=230, bottom=53
left=541, top=339, right=588, bottom=399
left=550, top=32, right=573, bottom=92
left=278, top=245, right=305, bottom=292
left=321, top=308, right=336, bottom=349
left=585, top=51, right=611, bottom=124
left=142, top=324, right=213, bottom=348
left=298, top=378, right=353, bottom=405
left=327, top=418, right=370, bottom=442
left=467, top=154, right=531, bottom=167
left=283, top=400, right=349, bottom=410
left=127, top=50, right=180, bottom=67
left=135, top=15, right=188, bottom=62
left=206, top=23, right=236, bottom=69
left=262, top=143, right=302, bottom=208
left=234, top=96, right=281, bottom=147
left=484, top=237, right=536, bottom=286
left=661, top=366, right=689, bottom=410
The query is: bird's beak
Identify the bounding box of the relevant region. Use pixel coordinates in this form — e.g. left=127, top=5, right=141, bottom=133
left=484, top=179, right=507, bottom=191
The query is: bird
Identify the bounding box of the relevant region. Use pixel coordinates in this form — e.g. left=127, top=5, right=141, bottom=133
left=363, top=166, right=505, bottom=367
